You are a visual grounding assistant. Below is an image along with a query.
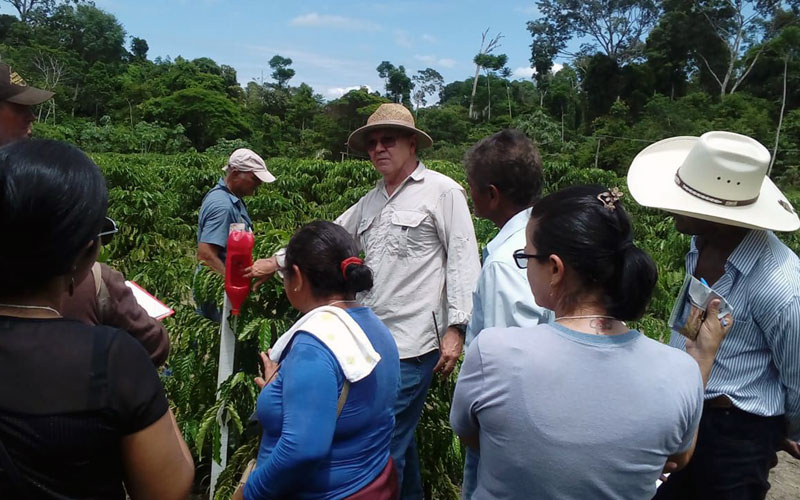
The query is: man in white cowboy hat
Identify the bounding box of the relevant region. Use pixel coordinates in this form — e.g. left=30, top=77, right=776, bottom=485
left=337, top=103, right=480, bottom=499
left=196, top=148, right=278, bottom=320
left=628, top=131, right=800, bottom=499
left=0, top=62, right=53, bottom=146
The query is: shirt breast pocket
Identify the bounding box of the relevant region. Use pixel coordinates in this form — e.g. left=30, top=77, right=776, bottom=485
left=390, top=210, right=430, bottom=258
left=356, top=216, right=376, bottom=253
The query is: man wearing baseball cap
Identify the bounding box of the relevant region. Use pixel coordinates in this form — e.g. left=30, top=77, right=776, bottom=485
left=0, top=62, right=53, bottom=146
left=196, top=148, right=277, bottom=320
left=627, top=131, right=800, bottom=499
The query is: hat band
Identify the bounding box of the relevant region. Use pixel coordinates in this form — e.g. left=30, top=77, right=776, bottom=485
left=674, top=172, right=759, bottom=207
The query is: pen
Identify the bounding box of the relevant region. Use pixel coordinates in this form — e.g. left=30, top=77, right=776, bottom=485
left=700, top=277, right=709, bottom=287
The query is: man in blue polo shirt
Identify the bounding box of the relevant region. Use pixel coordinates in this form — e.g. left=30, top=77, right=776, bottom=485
left=195, top=148, right=277, bottom=320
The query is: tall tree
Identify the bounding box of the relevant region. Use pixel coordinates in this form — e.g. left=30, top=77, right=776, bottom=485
left=269, top=55, right=295, bottom=89
left=130, top=36, right=148, bottom=61
left=2, top=0, right=51, bottom=21
left=473, top=52, right=507, bottom=121
left=527, top=0, right=661, bottom=73
left=411, top=67, right=444, bottom=113
left=469, top=29, right=503, bottom=119
left=693, top=0, right=794, bottom=96
left=375, top=61, right=413, bottom=105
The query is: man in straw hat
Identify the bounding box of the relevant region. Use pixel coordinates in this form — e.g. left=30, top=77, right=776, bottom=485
left=627, top=131, right=800, bottom=499
left=337, top=103, right=480, bottom=498
left=0, top=62, right=53, bottom=146
left=195, top=148, right=277, bottom=321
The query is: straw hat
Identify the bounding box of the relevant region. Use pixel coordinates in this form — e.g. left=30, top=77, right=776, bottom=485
left=347, top=103, right=433, bottom=152
left=627, top=131, right=799, bottom=232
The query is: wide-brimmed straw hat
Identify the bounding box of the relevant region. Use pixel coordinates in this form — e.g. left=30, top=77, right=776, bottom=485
left=347, top=103, right=433, bottom=152
left=627, top=131, right=799, bottom=232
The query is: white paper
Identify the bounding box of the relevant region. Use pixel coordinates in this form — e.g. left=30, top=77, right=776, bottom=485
left=124, top=281, right=173, bottom=320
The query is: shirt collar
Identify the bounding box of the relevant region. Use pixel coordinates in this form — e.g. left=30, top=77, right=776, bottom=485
left=376, top=160, right=426, bottom=197
left=689, top=229, right=767, bottom=276
left=486, top=208, right=531, bottom=256
left=216, top=178, right=242, bottom=205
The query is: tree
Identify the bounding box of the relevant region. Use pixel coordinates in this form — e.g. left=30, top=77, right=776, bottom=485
left=411, top=68, right=444, bottom=113
left=130, top=36, right=148, bottom=60
left=287, top=83, right=322, bottom=131
left=474, top=52, right=507, bottom=121
left=2, top=0, right=51, bottom=21
left=692, top=0, right=794, bottom=96
left=527, top=0, right=660, bottom=75
left=469, top=29, right=503, bottom=119
left=766, top=24, right=800, bottom=174
left=375, top=61, right=413, bottom=105
left=269, top=55, right=294, bottom=89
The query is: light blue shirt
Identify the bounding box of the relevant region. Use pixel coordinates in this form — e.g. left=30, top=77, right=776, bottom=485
left=197, top=178, right=253, bottom=263
left=669, top=230, right=800, bottom=441
left=465, top=208, right=551, bottom=346
left=451, top=324, right=703, bottom=500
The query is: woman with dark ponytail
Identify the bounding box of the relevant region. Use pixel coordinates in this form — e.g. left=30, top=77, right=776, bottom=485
left=240, top=221, right=400, bottom=500
left=450, top=185, right=732, bottom=499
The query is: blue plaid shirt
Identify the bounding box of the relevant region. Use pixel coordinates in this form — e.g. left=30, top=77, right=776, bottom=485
left=669, top=230, right=800, bottom=441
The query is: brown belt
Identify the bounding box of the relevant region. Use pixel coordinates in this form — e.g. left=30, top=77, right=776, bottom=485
left=704, top=395, right=734, bottom=409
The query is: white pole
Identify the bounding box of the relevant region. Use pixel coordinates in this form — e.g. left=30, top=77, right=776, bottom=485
left=210, top=294, right=235, bottom=499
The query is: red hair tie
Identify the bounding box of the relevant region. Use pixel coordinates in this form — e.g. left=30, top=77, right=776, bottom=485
left=341, top=256, right=364, bottom=279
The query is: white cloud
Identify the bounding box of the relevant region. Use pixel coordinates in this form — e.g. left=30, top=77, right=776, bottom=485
left=514, top=5, right=540, bottom=16
left=325, top=85, right=374, bottom=98
left=289, top=12, right=381, bottom=31
left=394, top=30, right=413, bottom=48
left=512, top=66, right=535, bottom=79
left=511, top=63, right=565, bottom=79
left=414, top=55, right=457, bottom=68
left=421, top=33, right=437, bottom=44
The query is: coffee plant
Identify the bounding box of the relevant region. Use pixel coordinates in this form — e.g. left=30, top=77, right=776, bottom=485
left=92, top=152, right=800, bottom=499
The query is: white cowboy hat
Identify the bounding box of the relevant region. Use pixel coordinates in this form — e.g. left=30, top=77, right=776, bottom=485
left=347, top=103, right=433, bottom=153
left=627, top=131, right=799, bottom=232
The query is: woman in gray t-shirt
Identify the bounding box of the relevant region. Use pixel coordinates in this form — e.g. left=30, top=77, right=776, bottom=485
left=450, top=185, right=731, bottom=499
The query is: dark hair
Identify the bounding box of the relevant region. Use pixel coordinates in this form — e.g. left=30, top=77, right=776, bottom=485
left=464, top=129, right=543, bottom=207
left=530, top=185, right=657, bottom=321
left=0, top=139, right=108, bottom=295
left=284, top=220, right=373, bottom=298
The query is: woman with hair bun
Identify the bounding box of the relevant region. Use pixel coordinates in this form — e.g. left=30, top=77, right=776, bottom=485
left=450, top=185, right=732, bottom=499
left=241, top=220, right=400, bottom=500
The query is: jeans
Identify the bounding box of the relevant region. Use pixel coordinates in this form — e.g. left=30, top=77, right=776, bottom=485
left=653, top=406, right=784, bottom=500
left=461, top=448, right=479, bottom=499
left=391, top=350, right=439, bottom=500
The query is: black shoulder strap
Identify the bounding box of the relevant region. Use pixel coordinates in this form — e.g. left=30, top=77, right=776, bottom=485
left=0, top=434, right=36, bottom=497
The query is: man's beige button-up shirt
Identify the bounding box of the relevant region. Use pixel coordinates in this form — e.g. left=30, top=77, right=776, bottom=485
left=337, top=162, right=480, bottom=359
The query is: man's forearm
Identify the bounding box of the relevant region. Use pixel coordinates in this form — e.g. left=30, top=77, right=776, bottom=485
left=199, top=252, right=225, bottom=275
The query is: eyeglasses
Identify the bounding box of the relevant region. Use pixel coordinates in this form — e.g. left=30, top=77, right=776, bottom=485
left=98, top=217, right=118, bottom=245
left=513, top=249, right=548, bottom=269
left=366, top=135, right=398, bottom=151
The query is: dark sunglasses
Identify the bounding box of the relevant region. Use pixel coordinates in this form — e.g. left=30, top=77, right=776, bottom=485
left=513, top=249, right=549, bottom=269
left=366, top=135, right=399, bottom=151
left=98, top=217, right=119, bottom=245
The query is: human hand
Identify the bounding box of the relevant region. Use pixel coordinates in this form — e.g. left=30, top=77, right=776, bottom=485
left=659, top=460, right=678, bottom=483
left=685, top=299, right=732, bottom=359
left=244, top=257, right=278, bottom=291
left=782, top=438, right=800, bottom=459
left=254, top=351, right=280, bottom=389
left=433, top=327, right=464, bottom=378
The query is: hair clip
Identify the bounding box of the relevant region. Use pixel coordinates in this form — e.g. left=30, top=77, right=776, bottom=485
left=597, top=187, right=623, bottom=211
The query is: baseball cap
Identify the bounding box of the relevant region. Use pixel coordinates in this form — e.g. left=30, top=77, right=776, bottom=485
left=223, top=148, right=276, bottom=183
left=0, top=63, right=54, bottom=105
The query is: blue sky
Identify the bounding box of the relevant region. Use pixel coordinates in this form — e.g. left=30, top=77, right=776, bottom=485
left=2, top=0, right=550, bottom=99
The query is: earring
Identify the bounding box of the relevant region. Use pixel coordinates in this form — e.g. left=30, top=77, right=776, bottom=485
left=293, top=287, right=299, bottom=292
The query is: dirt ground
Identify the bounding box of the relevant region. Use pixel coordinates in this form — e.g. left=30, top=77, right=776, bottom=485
left=767, top=452, right=800, bottom=499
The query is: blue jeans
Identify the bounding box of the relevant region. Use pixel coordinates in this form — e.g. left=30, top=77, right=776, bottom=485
left=391, top=350, right=439, bottom=500
left=461, top=447, right=479, bottom=499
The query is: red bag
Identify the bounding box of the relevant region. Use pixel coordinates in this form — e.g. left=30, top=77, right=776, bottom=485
left=344, top=457, right=398, bottom=500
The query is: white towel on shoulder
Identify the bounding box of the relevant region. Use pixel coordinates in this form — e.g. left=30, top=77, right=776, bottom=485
left=269, top=306, right=381, bottom=382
